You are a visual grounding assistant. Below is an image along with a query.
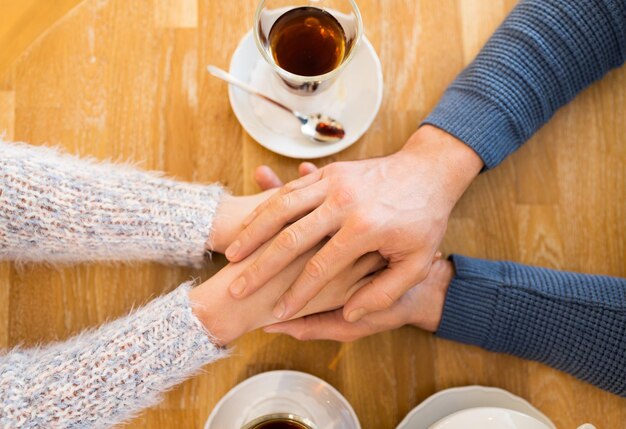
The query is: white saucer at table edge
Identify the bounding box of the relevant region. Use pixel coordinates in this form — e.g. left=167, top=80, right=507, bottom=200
left=227, top=31, right=383, bottom=159
left=396, top=386, right=556, bottom=429
left=205, top=370, right=360, bottom=429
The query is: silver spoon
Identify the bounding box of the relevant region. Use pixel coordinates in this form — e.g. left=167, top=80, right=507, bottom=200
left=207, top=65, right=345, bottom=143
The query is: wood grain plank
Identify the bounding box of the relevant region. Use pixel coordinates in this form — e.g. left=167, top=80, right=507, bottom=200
left=0, top=89, right=14, bottom=349
left=155, top=0, right=198, bottom=29
left=0, top=90, right=15, bottom=139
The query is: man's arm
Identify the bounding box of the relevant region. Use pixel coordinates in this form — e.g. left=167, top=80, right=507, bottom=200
left=437, top=255, right=626, bottom=397
left=424, top=0, right=626, bottom=168
left=266, top=256, right=626, bottom=397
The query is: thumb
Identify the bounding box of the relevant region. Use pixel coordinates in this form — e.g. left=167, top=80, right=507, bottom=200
left=343, top=257, right=429, bottom=322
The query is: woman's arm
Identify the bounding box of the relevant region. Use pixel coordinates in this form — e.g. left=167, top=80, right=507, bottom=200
left=424, top=0, right=626, bottom=168
left=0, top=284, right=225, bottom=428
left=0, top=241, right=383, bottom=428
left=266, top=257, right=626, bottom=396
left=0, top=140, right=268, bottom=266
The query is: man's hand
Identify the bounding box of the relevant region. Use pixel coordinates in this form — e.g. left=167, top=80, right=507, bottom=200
left=263, top=259, right=454, bottom=341
left=225, top=125, right=482, bottom=322
left=210, top=163, right=317, bottom=253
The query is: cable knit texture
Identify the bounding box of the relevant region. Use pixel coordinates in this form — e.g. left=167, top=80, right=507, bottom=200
left=0, top=140, right=229, bottom=427
left=438, top=255, right=626, bottom=397
left=0, top=283, right=228, bottom=428
left=424, top=0, right=626, bottom=168
left=0, top=140, right=224, bottom=267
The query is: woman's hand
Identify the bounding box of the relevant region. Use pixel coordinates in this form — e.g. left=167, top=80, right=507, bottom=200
left=224, top=126, right=482, bottom=323
left=188, top=242, right=385, bottom=346
left=262, top=259, right=454, bottom=342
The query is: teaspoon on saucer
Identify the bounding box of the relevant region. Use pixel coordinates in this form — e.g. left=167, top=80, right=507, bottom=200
left=207, top=65, right=345, bottom=143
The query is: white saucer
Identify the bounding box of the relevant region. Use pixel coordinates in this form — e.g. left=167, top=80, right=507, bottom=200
left=205, top=370, right=360, bottom=429
left=227, top=31, right=383, bottom=159
left=396, top=386, right=556, bottom=429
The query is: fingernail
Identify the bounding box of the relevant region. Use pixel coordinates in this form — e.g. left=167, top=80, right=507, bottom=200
left=226, top=240, right=240, bottom=259
left=346, top=308, right=366, bottom=323
left=230, top=277, right=247, bottom=297
left=273, top=300, right=287, bottom=319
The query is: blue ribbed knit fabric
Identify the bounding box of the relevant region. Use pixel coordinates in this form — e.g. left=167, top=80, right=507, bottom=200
left=437, top=255, right=626, bottom=396
left=422, top=0, right=626, bottom=396
left=423, top=0, right=626, bottom=168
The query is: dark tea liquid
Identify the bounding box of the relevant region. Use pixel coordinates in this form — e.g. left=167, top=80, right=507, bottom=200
left=251, top=418, right=310, bottom=429
left=268, top=7, right=346, bottom=76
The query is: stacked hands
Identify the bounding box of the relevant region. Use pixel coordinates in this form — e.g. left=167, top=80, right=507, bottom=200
left=191, top=125, right=483, bottom=345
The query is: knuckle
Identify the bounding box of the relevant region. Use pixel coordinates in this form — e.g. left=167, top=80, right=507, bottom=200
left=246, top=262, right=261, bottom=278
left=280, top=180, right=298, bottom=194
left=350, top=214, right=377, bottom=235
left=275, top=228, right=299, bottom=251
left=239, top=265, right=261, bottom=291
left=272, top=193, right=291, bottom=212
left=373, top=288, right=395, bottom=310
left=329, top=187, right=356, bottom=209
left=304, top=256, right=327, bottom=280
left=323, top=163, right=342, bottom=176
left=240, top=226, right=256, bottom=244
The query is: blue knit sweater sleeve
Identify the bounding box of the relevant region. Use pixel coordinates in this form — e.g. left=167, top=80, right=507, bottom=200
left=436, top=255, right=626, bottom=396
left=423, top=0, right=626, bottom=168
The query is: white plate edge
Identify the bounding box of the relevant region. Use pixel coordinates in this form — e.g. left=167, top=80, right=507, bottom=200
left=395, top=385, right=557, bottom=429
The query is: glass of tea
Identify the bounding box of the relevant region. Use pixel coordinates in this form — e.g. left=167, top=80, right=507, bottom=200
left=253, top=0, right=363, bottom=95
left=242, top=413, right=318, bottom=429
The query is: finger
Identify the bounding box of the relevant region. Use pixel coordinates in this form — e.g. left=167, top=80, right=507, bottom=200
left=228, top=203, right=338, bottom=299
left=265, top=302, right=402, bottom=342
left=264, top=309, right=368, bottom=342
left=241, top=168, right=324, bottom=228
left=352, top=252, right=387, bottom=279
left=254, top=165, right=283, bottom=190
left=343, top=257, right=430, bottom=322
left=274, top=227, right=370, bottom=319
left=298, top=162, right=318, bottom=177
left=226, top=179, right=329, bottom=262
left=291, top=272, right=377, bottom=320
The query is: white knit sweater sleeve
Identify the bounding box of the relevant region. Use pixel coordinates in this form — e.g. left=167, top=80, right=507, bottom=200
left=0, top=283, right=228, bottom=428
left=0, top=141, right=229, bottom=427
left=0, top=141, right=224, bottom=267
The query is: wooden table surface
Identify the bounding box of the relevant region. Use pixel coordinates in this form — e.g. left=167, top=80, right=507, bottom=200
left=1, top=0, right=625, bottom=428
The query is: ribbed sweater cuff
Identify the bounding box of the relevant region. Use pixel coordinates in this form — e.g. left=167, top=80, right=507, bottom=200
left=435, top=254, right=504, bottom=347
left=422, top=88, right=521, bottom=169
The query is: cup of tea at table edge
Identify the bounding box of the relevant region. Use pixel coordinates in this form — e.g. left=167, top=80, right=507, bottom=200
left=254, top=0, right=363, bottom=95
left=242, top=413, right=318, bottom=429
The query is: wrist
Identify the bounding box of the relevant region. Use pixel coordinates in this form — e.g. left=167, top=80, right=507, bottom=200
left=209, top=193, right=236, bottom=253
left=408, top=259, right=454, bottom=332
left=400, top=125, right=483, bottom=202
left=210, top=191, right=276, bottom=253
left=188, top=278, right=251, bottom=346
